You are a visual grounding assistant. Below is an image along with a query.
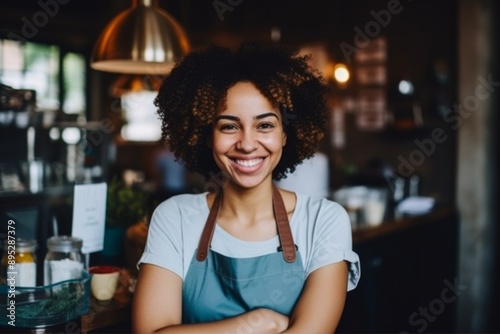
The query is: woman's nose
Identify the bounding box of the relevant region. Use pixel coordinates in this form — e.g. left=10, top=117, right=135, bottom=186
left=236, top=130, right=258, bottom=152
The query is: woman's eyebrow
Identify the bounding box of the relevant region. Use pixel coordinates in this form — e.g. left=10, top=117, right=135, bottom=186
left=215, top=112, right=279, bottom=122
left=215, top=115, right=240, bottom=122
left=254, top=112, right=279, bottom=120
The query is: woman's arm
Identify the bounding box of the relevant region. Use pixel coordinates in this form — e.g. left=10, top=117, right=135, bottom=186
left=281, top=261, right=348, bottom=333
left=132, top=263, right=289, bottom=333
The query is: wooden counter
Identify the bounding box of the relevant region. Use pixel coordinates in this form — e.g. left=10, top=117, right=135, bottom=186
left=352, top=207, right=457, bottom=244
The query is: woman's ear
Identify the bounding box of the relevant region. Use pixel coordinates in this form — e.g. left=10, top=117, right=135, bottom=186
left=282, top=131, right=287, bottom=147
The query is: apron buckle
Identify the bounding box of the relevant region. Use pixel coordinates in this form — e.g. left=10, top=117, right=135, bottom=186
left=277, top=244, right=298, bottom=252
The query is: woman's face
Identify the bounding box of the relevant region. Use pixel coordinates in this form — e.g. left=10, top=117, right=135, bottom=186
left=211, top=82, right=286, bottom=190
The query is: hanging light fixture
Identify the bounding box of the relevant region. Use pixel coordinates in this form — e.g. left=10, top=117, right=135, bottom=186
left=91, top=0, right=190, bottom=74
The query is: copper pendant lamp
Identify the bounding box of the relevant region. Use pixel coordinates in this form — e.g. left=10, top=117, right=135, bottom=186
left=91, top=0, right=190, bottom=74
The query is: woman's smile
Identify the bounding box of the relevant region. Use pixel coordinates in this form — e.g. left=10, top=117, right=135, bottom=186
left=231, top=157, right=266, bottom=172
left=211, top=81, right=286, bottom=189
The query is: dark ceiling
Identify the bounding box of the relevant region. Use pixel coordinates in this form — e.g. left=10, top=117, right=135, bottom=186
left=0, top=0, right=457, bottom=62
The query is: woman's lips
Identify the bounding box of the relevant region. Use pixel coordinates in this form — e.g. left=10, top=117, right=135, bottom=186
left=235, top=158, right=263, bottom=167
left=231, top=158, right=265, bottom=173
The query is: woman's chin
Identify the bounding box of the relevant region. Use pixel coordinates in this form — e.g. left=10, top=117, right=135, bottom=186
left=226, top=174, right=273, bottom=191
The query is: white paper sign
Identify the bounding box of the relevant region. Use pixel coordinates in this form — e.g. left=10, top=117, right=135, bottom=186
left=72, top=182, right=107, bottom=254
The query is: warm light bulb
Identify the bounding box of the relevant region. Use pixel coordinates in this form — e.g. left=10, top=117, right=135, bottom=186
left=333, top=64, right=350, bottom=84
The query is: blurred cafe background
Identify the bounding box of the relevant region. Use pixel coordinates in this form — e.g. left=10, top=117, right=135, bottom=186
left=0, top=0, right=498, bottom=332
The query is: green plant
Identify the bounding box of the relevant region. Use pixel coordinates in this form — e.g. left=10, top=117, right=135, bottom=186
left=106, top=177, right=147, bottom=228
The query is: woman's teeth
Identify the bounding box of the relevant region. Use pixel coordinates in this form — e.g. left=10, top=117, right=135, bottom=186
left=235, top=159, right=263, bottom=167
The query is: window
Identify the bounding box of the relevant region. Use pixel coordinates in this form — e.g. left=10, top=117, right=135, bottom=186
left=62, top=52, right=86, bottom=114
left=0, top=39, right=86, bottom=115
left=120, top=91, right=162, bottom=142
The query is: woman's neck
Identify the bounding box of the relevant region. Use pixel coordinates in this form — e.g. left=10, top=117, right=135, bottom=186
left=218, top=181, right=275, bottom=227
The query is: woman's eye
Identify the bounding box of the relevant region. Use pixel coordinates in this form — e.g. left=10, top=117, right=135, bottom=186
left=220, top=123, right=238, bottom=131
left=258, top=122, right=275, bottom=130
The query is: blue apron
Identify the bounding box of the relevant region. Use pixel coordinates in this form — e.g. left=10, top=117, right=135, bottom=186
left=182, top=186, right=306, bottom=323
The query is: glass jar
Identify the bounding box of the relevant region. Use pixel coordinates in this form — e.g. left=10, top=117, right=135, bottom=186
left=44, top=236, right=84, bottom=285
left=1, top=239, right=37, bottom=287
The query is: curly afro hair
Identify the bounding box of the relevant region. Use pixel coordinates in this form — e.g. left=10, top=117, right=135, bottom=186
left=155, top=42, right=329, bottom=181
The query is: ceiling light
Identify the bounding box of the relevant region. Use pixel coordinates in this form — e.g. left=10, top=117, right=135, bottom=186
left=91, top=0, right=190, bottom=75
left=333, top=64, right=350, bottom=84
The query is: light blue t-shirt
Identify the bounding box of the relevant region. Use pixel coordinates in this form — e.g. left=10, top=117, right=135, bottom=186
left=139, top=192, right=360, bottom=291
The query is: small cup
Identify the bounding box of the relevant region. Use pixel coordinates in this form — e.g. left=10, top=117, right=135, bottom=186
left=89, top=266, right=121, bottom=301
left=363, top=188, right=387, bottom=227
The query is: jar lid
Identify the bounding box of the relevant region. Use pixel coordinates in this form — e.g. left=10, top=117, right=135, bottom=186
left=3, top=238, right=37, bottom=253
left=47, top=236, right=83, bottom=253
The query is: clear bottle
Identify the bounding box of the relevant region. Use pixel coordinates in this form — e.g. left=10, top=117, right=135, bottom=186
left=1, top=239, right=37, bottom=287
left=44, top=236, right=84, bottom=285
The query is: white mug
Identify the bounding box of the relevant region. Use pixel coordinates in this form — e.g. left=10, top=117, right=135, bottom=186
left=89, top=266, right=121, bottom=301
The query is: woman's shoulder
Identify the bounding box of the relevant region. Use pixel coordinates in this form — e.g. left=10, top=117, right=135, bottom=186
left=293, top=192, right=350, bottom=227
left=294, top=192, right=346, bottom=212
left=149, top=192, right=209, bottom=233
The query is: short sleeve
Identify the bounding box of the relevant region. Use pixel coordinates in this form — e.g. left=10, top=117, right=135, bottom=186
left=306, top=200, right=361, bottom=291
left=137, top=199, right=184, bottom=279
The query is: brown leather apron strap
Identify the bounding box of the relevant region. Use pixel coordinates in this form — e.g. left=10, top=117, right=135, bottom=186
left=196, top=191, right=221, bottom=261
left=196, top=186, right=296, bottom=263
left=272, top=185, right=296, bottom=263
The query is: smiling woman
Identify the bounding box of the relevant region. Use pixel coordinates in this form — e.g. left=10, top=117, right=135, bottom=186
left=211, top=82, right=287, bottom=190
left=154, top=42, right=329, bottom=182
left=132, top=42, right=360, bottom=333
